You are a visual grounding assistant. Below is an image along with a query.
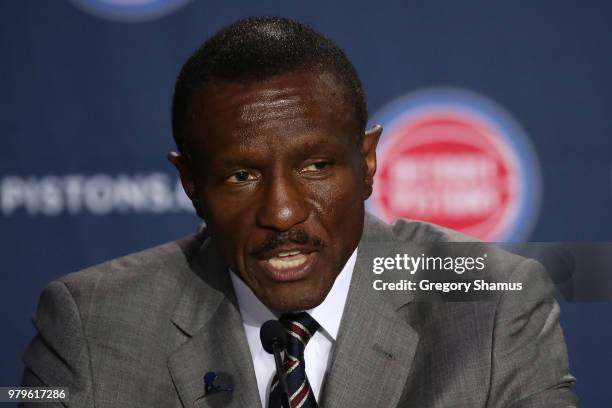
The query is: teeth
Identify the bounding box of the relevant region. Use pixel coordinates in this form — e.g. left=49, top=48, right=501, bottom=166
left=268, top=254, right=307, bottom=269
left=277, top=250, right=301, bottom=257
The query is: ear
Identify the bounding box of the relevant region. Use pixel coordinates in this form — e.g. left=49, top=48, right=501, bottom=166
left=361, top=125, right=383, bottom=199
left=167, top=151, right=197, bottom=200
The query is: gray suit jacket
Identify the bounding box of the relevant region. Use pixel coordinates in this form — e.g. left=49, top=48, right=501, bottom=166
left=22, top=213, right=576, bottom=407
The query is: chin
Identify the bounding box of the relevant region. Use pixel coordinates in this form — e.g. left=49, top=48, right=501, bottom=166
left=264, top=290, right=326, bottom=312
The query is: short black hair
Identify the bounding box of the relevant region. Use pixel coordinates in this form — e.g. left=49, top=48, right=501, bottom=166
left=171, top=16, right=367, bottom=158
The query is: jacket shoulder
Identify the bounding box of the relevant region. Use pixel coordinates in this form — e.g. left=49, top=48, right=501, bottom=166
left=366, top=213, right=528, bottom=278
left=364, top=211, right=478, bottom=243
left=56, top=231, right=206, bottom=311
left=390, top=217, right=479, bottom=243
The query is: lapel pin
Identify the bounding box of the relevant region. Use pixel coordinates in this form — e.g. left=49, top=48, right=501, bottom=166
left=204, top=371, right=234, bottom=395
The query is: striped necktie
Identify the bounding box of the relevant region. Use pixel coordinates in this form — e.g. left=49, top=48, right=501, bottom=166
left=268, top=312, right=320, bottom=408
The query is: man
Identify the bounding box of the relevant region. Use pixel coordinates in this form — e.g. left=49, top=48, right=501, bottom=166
left=23, top=17, right=576, bottom=407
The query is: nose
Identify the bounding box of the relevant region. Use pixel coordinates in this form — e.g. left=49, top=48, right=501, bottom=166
left=256, top=172, right=309, bottom=232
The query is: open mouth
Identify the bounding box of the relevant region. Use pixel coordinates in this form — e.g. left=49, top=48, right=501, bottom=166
left=268, top=250, right=308, bottom=269
left=257, top=250, right=319, bottom=282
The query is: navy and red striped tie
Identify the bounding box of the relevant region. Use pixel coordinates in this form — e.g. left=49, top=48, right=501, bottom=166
left=268, top=312, right=320, bottom=408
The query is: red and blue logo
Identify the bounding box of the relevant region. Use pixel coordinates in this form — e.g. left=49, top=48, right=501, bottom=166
left=68, top=0, right=191, bottom=22
left=368, top=88, right=541, bottom=241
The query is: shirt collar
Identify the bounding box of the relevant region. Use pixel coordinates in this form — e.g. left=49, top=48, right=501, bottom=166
left=229, top=248, right=357, bottom=341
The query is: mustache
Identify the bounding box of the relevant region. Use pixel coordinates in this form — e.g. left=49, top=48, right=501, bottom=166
left=250, top=229, right=325, bottom=257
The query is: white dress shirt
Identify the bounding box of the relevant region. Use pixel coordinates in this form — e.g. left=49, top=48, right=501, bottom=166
left=229, top=249, right=357, bottom=408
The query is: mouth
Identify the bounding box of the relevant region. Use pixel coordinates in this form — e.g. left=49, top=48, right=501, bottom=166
left=256, top=249, right=319, bottom=282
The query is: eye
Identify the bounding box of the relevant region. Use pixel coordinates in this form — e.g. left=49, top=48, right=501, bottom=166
left=302, top=161, right=332, bottom=173
left=226, top=170, right=258, bottom=183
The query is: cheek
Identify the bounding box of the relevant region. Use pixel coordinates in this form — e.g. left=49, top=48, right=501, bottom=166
left=309, top=169, right=365, bottom=233
left=198, top=178, right=258, bottom=222
left=198, top=189, right=253, bottom=258
left=323, top=164, right=364, bottom=205
left=201, top=191, right=240, bottom=223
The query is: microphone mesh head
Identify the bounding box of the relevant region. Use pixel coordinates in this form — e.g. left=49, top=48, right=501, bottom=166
left=260, top=319, right=287, bottom=354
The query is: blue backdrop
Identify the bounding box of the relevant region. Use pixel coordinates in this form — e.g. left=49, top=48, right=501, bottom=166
left=1, top=0, right=611, bottom=406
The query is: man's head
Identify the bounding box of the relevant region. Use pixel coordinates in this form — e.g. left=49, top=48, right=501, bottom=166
left=169, top=17, right=382, bottom=311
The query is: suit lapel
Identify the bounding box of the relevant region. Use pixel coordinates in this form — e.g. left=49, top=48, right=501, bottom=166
left=165, top=213, right=418, bottom=407
left=168, top=236, right=261, bottom=408
left=320, top=213, right=420, bottom=407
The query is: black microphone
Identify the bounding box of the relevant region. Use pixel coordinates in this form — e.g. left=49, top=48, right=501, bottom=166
left=260, top=320, right=290, bottom=408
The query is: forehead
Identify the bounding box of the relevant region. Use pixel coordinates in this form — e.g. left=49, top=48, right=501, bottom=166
left=188, top=70, right=357, bottom=154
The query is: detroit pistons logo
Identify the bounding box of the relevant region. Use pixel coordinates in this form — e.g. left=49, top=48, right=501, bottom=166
left=368, top=88, right=541, bottom=241
left=69, top=0, right=191, bottom=22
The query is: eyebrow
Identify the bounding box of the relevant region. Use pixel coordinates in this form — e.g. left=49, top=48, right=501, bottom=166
left=207, top=136, right=351, bottom=169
